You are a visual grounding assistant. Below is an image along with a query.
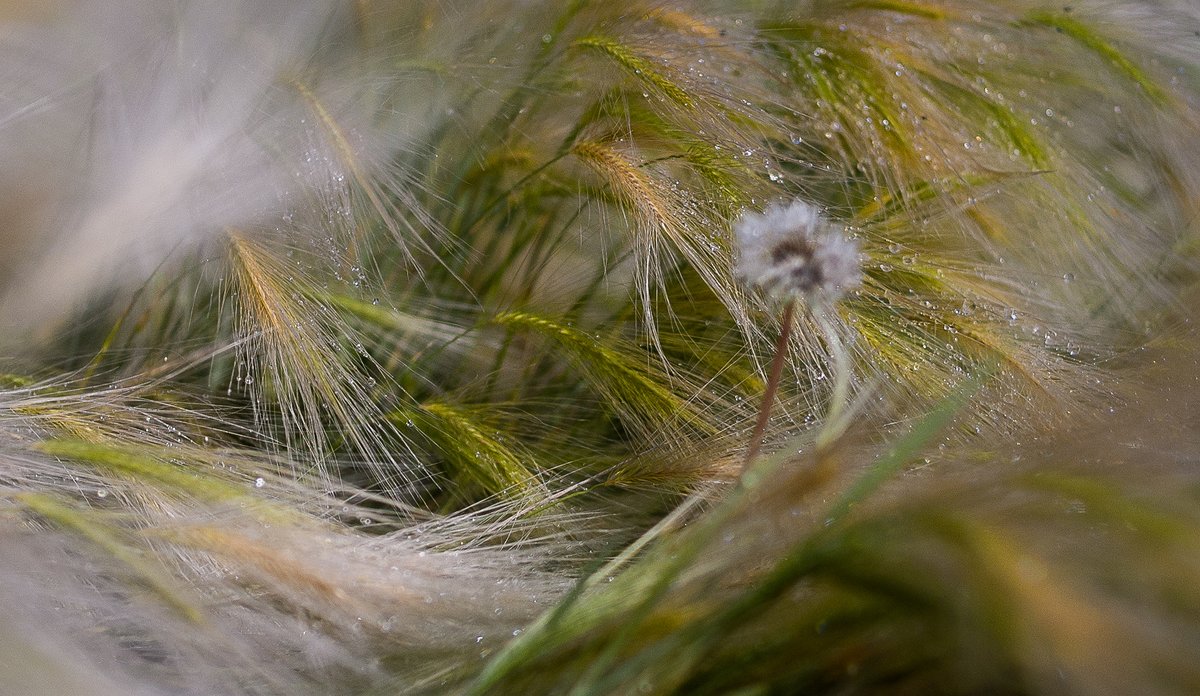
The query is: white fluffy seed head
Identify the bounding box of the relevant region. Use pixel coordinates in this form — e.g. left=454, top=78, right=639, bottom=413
left=733, top=200, right=861, bottom=303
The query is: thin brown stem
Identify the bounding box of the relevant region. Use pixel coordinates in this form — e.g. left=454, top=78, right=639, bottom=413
left=742, top=299, right=795, bottom=473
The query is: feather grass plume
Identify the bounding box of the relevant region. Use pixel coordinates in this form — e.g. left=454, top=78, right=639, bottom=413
left=3, top=0, right=1200, bottom=693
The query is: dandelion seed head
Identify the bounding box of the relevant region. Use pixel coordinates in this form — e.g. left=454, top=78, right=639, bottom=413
left=733, top=200, right=861, bottom=303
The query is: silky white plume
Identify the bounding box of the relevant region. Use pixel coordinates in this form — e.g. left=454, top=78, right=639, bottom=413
left=733, top=200, right=861, bottom=303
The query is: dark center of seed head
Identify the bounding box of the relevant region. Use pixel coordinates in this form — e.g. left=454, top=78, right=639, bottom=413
left=790, top=263, right=823, bottom=291
left=769, top=237, right=815, bottom=264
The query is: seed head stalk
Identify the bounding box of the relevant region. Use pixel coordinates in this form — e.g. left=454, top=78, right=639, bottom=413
left=743, top=299, right=795, bottom=472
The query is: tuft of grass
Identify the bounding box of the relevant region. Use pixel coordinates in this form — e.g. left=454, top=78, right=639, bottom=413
left=392, top=400, right=545, bottom=503
left=3, top=1, right=1200, bottom=694
left=573, top=36, right=695, bottom=108
left=1021, top=9, right=1171, bottom=104
left=493, top=310, right=709, bottom=442
left=34, top=438, right=270, bottom=510
left=229, top=232, right=412, bottom=492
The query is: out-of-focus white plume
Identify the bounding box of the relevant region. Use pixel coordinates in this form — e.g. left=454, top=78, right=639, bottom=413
left=0, top=0, right=402, bottom=337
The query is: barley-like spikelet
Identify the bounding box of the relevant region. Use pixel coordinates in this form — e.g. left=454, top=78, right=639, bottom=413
left=228, top=233, right=416, bottom=493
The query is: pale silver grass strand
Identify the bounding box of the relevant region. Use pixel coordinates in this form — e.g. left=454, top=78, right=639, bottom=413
left=0, top=495, right=579, bottom=694
left=0, top=522, right=253, bottom=695
left=2, top=380, right=300, bottom=529
left=0, top=392, right=314, bottom=691
left=2, top=380, right=587, bottom=692
left=1, top=365, right=414, bottom=526
left=161, top=511, right=575, bottom=650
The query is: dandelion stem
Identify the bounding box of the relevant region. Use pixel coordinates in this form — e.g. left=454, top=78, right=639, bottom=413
left=743, top=299, right=795, bottom=472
